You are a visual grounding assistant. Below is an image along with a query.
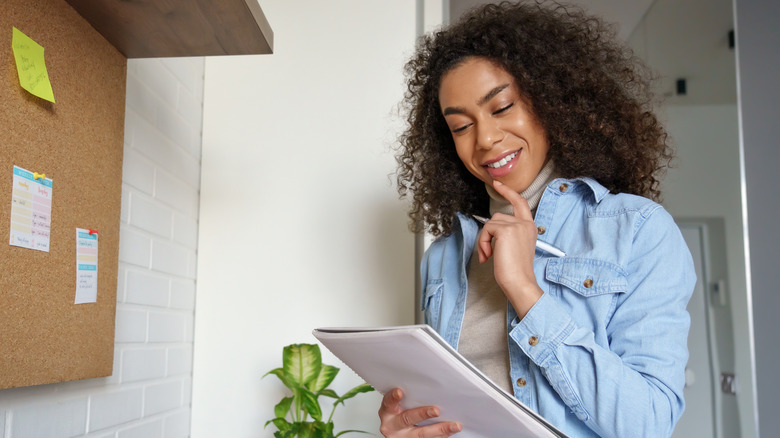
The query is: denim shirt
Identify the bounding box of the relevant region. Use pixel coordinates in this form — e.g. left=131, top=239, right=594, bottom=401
left=420, top=178, right=695, bottom=438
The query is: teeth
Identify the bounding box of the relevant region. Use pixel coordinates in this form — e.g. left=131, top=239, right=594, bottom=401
left=487, top=151, right=518, bottom=169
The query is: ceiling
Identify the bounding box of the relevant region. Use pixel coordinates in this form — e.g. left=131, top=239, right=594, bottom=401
left=448, top=0, right=737, bottom=105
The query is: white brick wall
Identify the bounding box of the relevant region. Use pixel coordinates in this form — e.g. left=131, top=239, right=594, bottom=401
left=0, top=57, right=203, bottom=438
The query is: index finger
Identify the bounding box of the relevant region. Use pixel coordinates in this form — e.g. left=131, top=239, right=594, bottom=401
left=491, top=180, right=532, bottom=220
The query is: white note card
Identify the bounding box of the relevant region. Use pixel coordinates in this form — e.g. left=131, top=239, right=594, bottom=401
left=75, top=228, right=98, bottom=304
left=9, top=165, right=53, bottom=252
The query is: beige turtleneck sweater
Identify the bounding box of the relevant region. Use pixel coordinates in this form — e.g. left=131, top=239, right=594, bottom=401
left=457, top=160, right=558, bottom=393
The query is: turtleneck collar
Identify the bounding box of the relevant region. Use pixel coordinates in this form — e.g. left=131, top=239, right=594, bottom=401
left=486, top=159, right=558, bottom=217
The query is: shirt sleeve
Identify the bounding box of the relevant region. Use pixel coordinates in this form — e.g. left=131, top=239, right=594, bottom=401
left=508, top=207, right=696, bottom=438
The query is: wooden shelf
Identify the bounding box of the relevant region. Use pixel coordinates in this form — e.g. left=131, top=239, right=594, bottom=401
left=64, top=0, right=273, bottom=58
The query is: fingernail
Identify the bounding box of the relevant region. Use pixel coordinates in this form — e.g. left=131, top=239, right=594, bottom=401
left=450, top=423, right=462, bottom=432
left=393, top=389, right=401, bottom=400
left=494, top=180, right=503, bottom=186
left=427, top=407, right=438, bottom=417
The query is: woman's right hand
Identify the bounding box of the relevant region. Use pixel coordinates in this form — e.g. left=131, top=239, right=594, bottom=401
left=378, top=388, right=462, bottom=437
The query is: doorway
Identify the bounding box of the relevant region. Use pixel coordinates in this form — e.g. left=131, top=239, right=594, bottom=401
left=676, top=220, right=740, bottom=437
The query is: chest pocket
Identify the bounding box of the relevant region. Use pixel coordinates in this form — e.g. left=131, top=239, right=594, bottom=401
left=421, top=279, right=444, bottom=332
left=544, top=257, right=628, bottom=330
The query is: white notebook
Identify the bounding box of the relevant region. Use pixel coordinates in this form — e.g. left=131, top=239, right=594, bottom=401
left=313, top=324, right=568, bottom=438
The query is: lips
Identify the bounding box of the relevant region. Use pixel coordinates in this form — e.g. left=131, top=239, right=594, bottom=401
left=483, top=149, right=521, bottom=178
left=485, top=151, right=519, bottom=168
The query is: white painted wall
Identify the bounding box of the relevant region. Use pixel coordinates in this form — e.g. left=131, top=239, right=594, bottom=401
left=0, top=58, right=204, bottom=437
left=192, top=1, right=418, bottom=436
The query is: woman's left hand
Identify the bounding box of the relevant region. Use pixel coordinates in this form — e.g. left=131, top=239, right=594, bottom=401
left=476, top=180, right=543, bottom=318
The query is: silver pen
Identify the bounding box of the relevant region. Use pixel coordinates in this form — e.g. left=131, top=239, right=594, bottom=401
left=472, top=215, right=567, bottom=258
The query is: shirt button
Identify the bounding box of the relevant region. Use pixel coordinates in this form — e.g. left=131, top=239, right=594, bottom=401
left=516, top=377, right=527, bottom=387
left=559, top=183, right=569, bottom=192
left=529, top=336, right=539, bottom=346
left=584, top=278, right=594, bottom=288
left=537, top=226, right=546, bottom=235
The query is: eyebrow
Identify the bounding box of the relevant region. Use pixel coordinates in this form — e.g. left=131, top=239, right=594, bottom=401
left=442, top=83, right=511, bottom=116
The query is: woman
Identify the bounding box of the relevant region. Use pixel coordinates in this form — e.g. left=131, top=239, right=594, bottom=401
left=380, top=2, right=695, bottom=437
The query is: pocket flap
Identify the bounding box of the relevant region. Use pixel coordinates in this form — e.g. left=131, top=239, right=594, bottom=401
left=421, top=279, right=443, bottom=311
left=545, top=257, right=628, bottom=296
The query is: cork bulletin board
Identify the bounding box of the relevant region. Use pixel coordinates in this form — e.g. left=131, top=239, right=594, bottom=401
left=0, top=0, right=126, bottom=389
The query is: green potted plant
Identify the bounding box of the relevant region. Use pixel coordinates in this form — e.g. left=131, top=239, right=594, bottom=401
left=264, top=343, right=375, bottom=438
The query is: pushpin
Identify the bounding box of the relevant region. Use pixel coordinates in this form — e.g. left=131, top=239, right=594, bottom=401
left=33, top=172, right=46, bottom=180
left=88, top=229, right=98, bottom=236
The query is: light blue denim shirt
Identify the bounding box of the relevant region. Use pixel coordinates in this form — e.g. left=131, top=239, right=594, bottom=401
left=421, top=177, right=695, bottom=438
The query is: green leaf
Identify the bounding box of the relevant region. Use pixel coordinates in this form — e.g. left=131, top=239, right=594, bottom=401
left=283, top=344, right=322, bottom=387
left=334, top=430, right=372, bottom=437
left=300, top=387, right=323, bottom=421
left=274, top=396, right=294, bottom=419
left=313, top=421, right=335, bottom=438
left=292, top=387, right=304, bottom=421
left=285, top=423, right=302, bottom=438
left=263, top=367, right=293, bottom=388
left=265, top=417, right=291, bottom=431
left=308, top=364, right=339, bottom=393
left=335, top=383, right=375, bottom=406
left=318, top=389, right=339, bottom=399
left=296, top=422, right=317, bottom=438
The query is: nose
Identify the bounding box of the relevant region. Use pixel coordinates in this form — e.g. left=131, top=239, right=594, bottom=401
left=476, top=118, right=504, bottom=150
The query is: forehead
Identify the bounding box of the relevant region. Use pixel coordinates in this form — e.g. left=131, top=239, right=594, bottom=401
left=438, top=57, right=516, bottom=105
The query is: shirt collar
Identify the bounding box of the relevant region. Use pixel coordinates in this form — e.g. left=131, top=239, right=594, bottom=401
left=570, top=177, right=609, bottom=203
left=455, top=176, right=610, bottom=230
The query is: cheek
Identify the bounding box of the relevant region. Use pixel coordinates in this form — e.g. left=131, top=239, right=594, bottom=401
left=453, top=146, right=485, bottom=181
left=453, top=141, right=474, bottom=167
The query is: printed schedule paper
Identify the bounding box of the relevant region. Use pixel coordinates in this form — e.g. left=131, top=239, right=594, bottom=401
left=75, top=228, right=98, bottom=304
left=9, top=165, right=53, bottom=252
left=313, top=325, right=568, bottom=438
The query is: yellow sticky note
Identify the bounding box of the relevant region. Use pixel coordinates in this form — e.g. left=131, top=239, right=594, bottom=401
left=11, top=27, right=55, bottom=103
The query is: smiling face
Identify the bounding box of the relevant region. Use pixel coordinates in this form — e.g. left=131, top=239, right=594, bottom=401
left=438, top=57, right=550, bottom=194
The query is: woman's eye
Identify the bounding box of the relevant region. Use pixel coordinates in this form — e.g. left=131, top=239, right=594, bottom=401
left=452, top=124, right=470, bottom=133
left=493, top=103, right=514, bottom=115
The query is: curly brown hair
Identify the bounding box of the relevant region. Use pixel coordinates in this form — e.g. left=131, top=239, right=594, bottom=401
left=395, top=1, right=672, bottom=237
